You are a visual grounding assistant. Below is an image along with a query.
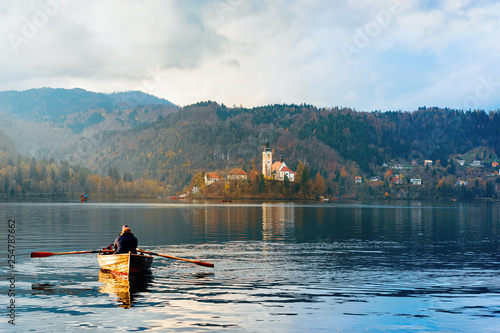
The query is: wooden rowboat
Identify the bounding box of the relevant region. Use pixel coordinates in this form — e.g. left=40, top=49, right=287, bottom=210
left=98, top=252, right=153, bottom=275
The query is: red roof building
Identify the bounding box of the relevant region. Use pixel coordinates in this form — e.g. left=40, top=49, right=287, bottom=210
left=204, top=172, right=222, bottom=185
left=228, top=168, right=248, bottom=180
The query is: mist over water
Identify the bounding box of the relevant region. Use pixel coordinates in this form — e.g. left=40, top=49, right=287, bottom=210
left=1, top=199, right=499, bottom=332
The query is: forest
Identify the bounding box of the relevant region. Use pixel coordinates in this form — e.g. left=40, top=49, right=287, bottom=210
left=1, top=96, right=500, bottom=201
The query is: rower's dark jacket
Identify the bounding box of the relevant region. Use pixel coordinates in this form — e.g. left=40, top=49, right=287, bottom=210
left=114, top=232, right=138, bottom=254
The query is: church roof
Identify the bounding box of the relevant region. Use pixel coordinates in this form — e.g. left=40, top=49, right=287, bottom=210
left=272, top=162, right=294, bottom=173
left=271, top=161, right=284, bottom=172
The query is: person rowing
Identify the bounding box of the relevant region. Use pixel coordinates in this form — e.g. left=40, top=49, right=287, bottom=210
left=113, top=225, right=138, bottom=254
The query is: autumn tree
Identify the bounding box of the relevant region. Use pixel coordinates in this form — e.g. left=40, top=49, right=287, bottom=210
left=190, top=171, right=205, bottom=189
left=295, top=161, right=305, bottom=183
left=313, top=172, right=327, bottom=196
left=384, top=169, right=393, bottom=182
left=87, top=174, right=102, bottom=193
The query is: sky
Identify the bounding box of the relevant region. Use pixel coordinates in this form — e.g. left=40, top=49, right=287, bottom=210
left=1, top=0, right=500, bottom=111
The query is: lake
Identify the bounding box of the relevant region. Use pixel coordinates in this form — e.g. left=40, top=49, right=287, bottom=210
left=1, top=199, right=499, bottom=332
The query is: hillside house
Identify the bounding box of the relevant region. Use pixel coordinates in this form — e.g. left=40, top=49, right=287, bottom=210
left=391, top=175, right=405, bottom=185
left=424, top=160, right=433, bottom=166
left=470, top=160, right=482, bottom=167
left=492, top=162, right=499, bottom=168
left=410, top=179, right=422, bottom=185
left=228, top=168, right=248, bottom=180
left=456, top=180, right=468, bottom=186
left=205, top=172, right=222, bottom=186
left=354, top=176, right=362, bottom=183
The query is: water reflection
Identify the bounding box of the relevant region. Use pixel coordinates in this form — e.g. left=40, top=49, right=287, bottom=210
left=262, top=203, right=295, bottom=241
left=98, top=270, right=153, bottom=308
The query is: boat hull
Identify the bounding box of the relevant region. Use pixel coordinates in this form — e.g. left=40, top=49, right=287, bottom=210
left=98, top=253, right=153, bottom=275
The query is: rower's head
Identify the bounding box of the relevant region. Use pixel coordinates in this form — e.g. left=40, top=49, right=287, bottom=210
left=122, top=225, right=132, bottom=234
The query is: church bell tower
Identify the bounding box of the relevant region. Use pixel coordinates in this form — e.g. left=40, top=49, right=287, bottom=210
left=262, top=136, right=272, bottom=178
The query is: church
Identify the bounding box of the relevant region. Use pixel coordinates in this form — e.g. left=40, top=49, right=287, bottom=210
left=262, top=138, right=295, bottom=182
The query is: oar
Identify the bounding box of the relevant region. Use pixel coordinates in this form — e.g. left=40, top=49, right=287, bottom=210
left=137, top=249, right=214, bottom=268
left=31, top=249, right=114, bottom=258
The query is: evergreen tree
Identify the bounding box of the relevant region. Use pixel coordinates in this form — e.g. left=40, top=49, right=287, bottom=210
left=16, top=167, right=23, bottom=185
left=447, top=159, right=456, bottom=175
left=301, top=164, right=310, bottom=185
left=258, top=174, right=265, bottom=193
left=59, top=162, right=71, bottom=183
left=29, top=157, right=38, bottom=180
left=486, top=181, right=495, bottom=197
left=78, top=168, right=90, bottom=187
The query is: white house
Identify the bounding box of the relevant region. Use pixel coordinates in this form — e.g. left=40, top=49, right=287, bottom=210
left=470, top=160, right=482, bottom=167
left=410, top=179, right=422, bottom=185
left=204, top=172, right=222, bottom=185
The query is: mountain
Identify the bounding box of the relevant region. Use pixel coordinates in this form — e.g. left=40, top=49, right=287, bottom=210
left=0, top=88, right=179, bottom=159
left=0, top=87, right=175, bottom=123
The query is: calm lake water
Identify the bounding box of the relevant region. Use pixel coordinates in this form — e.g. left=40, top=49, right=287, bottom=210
left=1, top=199, right=499, bottom=332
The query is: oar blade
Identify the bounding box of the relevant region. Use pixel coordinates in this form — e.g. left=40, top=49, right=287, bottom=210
left=31, top=252, right=54, bottom=258
left=193, top=261, right=214, bottom=268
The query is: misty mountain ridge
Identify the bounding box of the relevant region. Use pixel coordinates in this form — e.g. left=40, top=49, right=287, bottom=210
left=0, top=87, right=179, bottom=160
left=0, top=87, right=176, bottom=123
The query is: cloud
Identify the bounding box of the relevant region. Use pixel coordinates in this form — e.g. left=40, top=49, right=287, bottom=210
left=1, top=0, right=499, bottom=111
